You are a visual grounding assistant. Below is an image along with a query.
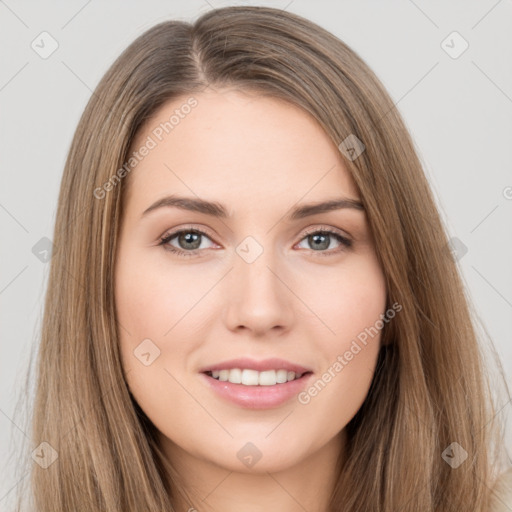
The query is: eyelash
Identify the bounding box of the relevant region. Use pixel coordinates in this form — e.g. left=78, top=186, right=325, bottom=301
left=158, top=224, right=353, bottom=258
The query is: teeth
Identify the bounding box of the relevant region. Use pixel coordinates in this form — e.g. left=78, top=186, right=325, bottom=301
left=276, top=369, right=288, bottom=383
left=209, top=368, right=303, bottom=386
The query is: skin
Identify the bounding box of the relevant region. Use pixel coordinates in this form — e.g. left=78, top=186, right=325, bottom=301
left=114, top=87, right=387, bottom=512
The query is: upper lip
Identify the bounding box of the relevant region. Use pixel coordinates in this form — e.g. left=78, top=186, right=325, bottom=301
left=199, top=358, right=313, bottom=375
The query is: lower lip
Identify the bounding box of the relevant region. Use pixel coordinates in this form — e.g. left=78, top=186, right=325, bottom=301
left=199, top=372, right=314, bottom=409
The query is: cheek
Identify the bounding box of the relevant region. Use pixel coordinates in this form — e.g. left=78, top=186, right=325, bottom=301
left=297, top=342, right=380, bottom=439
left=115, top=247, right=214, bottom=344
left=295, top=254, right=387, bottom=340
left=114, top=251, right=209, bottom=431
left=296, top=286, right=385, bottom=435
left=115, top=247, right=173, bottom=376
left=114, top=247, right=223, bottom=389
left=293, top=255, right=386, bottom=418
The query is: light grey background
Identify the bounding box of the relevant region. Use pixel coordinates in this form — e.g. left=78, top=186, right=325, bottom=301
left=1, top=0, right=511, bottom=507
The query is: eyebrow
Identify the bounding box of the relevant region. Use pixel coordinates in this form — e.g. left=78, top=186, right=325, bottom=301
left=141, top=194, right=365, bottom=221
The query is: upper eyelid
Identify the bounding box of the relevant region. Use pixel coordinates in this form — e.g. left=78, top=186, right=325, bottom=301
left=161, top=224, right=218, bottom=244
left=301, top=225, right=350, bottom=238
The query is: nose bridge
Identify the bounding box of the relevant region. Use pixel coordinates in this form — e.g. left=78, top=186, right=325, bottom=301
left=235, top=233, right=282, bottom=300
left=224, top=233, right=293, bottom=332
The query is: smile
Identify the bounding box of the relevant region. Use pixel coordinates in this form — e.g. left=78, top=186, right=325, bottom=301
left=200, top=371, right=314, bottom=409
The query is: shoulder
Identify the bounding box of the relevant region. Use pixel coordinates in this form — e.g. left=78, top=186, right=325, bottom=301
left=490, top=468, right=512, bottom=512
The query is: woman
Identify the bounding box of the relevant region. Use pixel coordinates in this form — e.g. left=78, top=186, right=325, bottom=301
left=15, top=5, right=511, bottom=511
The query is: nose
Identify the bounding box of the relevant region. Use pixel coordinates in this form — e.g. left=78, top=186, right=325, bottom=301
left=223, top=246, right=295, bottom=336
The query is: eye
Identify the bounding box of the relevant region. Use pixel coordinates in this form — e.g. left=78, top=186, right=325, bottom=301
left=159, top=226, right=217, bottom=258
left=158, top=225, right=352, bottom=258
left=295, top=226, right=352, bottom=256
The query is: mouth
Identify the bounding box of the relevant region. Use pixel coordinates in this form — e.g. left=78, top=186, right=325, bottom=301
left=200, top=369, right=314, bottom=409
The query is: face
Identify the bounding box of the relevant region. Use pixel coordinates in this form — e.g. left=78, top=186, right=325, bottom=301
left=114, top=87, right=387, bottom=475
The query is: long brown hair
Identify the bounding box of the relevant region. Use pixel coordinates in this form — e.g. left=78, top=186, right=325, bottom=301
left=11, top=5, right=509, bottom=511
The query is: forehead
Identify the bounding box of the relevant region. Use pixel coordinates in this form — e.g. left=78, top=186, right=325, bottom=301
left=124, top=88, right=360, bottom=213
